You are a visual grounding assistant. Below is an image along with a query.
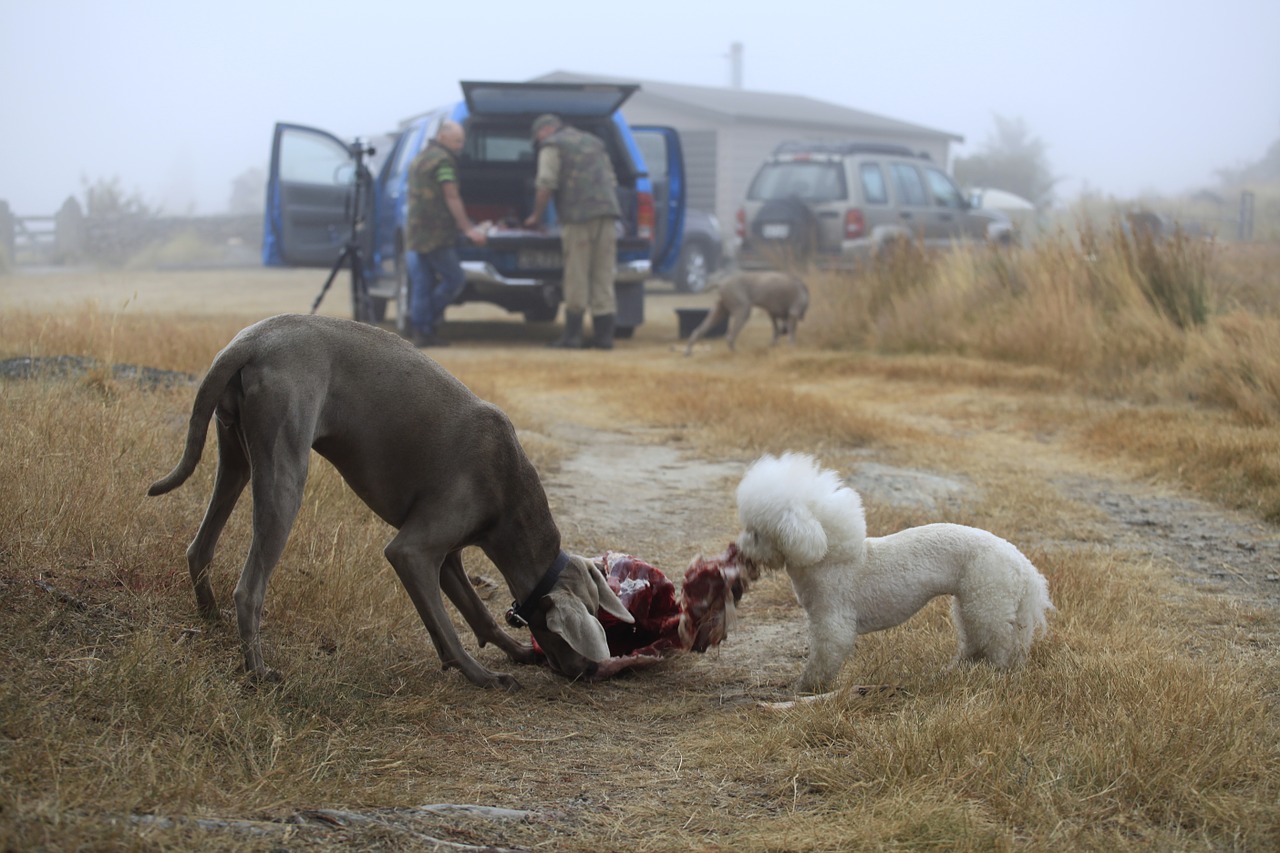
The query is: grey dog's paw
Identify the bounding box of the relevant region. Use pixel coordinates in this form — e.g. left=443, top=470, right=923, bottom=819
left=241, top=667, right=283, bottom=694
left=490, top=672, right=522, bottom=692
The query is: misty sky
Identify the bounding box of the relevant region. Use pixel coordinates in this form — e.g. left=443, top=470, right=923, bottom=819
left=2, top=0, right=1277, bottom=215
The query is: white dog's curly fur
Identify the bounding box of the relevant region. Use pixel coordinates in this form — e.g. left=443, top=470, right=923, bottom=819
left=735, top=452, right=1054, bottom=693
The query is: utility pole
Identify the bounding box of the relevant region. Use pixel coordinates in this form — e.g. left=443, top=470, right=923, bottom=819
left=729, top=42, right=743, bottom=89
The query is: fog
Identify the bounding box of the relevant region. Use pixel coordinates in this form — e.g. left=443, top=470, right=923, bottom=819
left=2, top=0, right=1277, bottom=216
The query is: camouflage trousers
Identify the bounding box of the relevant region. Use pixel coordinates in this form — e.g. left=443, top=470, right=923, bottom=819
left=560, top=217, right=617, bottom=316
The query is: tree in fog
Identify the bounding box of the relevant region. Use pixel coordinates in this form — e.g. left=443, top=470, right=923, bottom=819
left=75, top=175, right=158, bottom=265
left=228, top=167, right=266, bottom=215
left=1215, top=138, right=1280, bottom=188
left=953, top=115, right=1058, bottom=208
left=82, top=175, right=155, bottom=218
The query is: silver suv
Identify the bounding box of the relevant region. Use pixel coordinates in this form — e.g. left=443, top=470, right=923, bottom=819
left=735, top=141, right=1012, bottom=269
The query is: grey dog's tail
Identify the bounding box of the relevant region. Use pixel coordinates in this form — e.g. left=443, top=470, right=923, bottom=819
left=146, top=333, right=255, bottom=497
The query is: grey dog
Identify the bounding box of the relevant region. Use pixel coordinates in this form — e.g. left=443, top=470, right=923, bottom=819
left=148, top=313, right=632, bottom=690
left=683, top=270, right=810, bottom=356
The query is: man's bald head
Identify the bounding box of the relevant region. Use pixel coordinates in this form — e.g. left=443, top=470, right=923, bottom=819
left=436, top=120, right=465, bottom=153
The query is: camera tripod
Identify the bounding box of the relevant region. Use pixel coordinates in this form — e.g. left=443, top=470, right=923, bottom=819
left=311, top=140, right=377, bottom=322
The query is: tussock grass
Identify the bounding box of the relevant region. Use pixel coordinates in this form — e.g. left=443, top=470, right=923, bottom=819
left=1082, top=405, right=1280, bottom=522
left=807, top=227, right=1279, bottom=405
left=2, top=269, right=1279, bottom=850
left=802, top=231, right=1280, bottom=519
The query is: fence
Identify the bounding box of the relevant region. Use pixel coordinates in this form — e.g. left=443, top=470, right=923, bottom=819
left=1, top=197, right=262, bottom=267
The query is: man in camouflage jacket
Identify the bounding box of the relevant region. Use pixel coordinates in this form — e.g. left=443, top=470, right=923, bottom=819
left=406, top=120, right=487, bottom=347
left=524, top=113, right=621, bottom=350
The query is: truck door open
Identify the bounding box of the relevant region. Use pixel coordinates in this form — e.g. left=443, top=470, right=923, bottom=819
left=263, top=122, right=371, bottom=269
left=632, top=125, right=686, bottom=276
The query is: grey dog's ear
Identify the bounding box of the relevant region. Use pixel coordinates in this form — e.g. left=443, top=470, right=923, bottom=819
left=588, top=561, right=633, bottom=623
left=543, top=557, right=635, bottom=662
left=545, top=590, right=612, bottom=662
left=777, top=506, right=829, bottom=566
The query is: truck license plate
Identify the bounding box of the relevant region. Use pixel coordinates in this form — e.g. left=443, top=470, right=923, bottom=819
left=518, top=249, right=562, bottom=269
left=761, top=223, right=790, bottom=239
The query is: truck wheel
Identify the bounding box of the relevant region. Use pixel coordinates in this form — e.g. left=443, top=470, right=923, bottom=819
left=522, top=303, right=559, bottom=323
left=675, top=241, right=712, bottom=293
left=394, top=249, right=413, bottom=337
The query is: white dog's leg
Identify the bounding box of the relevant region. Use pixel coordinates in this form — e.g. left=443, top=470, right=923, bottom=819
left=950, top=597, right=980, bottom=664
left=798, top=603, right=857, bottom=694
left=951, top=591, right=1022, bottom=668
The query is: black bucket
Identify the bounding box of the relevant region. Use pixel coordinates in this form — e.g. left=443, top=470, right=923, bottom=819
left=675, top=308, right=727, bottom=339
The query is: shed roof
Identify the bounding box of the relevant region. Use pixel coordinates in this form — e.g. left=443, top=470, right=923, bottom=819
left=532, top=70, right=963, bottom=143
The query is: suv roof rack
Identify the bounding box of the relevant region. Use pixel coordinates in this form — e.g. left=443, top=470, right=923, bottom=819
left=772, top=140, right=925, bottom=158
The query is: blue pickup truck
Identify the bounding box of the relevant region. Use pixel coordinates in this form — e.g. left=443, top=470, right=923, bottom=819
left=263, top=81, right=685, bottom=337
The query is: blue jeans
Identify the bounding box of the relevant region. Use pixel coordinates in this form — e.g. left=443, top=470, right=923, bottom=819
left=409, top=246, right=465, bottom=335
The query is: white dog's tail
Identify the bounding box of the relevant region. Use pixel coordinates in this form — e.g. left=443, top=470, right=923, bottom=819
left=146, top=328, right=258, bottom=497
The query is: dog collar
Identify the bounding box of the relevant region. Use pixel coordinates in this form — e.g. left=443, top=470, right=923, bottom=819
left=506, top=550, right=570, bottom=629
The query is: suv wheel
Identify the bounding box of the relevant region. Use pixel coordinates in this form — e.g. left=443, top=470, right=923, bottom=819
left=674, top=241, right=712, bottom=293
left=522, top=303, right=559, bottom=323
left=754, top=197, right=818, bottom=266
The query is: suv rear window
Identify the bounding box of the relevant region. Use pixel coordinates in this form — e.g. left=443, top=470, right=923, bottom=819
left=748, top=161, right=846, bottom=202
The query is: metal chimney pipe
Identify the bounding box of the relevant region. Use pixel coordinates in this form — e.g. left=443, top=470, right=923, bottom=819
left=729, top=42, right=743, bottom=89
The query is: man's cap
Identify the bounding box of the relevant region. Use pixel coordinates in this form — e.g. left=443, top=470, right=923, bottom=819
left=531, top=113, right=562, bottom=139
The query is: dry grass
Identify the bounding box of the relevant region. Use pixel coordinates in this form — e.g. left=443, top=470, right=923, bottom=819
left=1, top=264, right=1279, bottom=850
left=804, top=232, right=1280, bottom=521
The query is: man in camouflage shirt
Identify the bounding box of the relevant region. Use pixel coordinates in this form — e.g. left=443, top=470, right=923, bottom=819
left=406, top=120, right=487, bottom=347
left=524, top=113, right=621, bottom=350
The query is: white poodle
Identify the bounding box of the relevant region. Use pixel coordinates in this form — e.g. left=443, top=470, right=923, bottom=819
left=735, top=452, right=1053, bottom=693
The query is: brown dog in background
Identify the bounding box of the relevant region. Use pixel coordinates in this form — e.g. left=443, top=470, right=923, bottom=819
left=683, top=271, right=809, bottom=355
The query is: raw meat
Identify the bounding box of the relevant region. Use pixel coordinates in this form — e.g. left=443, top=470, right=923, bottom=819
left=594, top=546, right=755, bottom=679
left=597, top=551, right=684, bottom=660
left=526, top=546, right=756, bottom=680
left=678, top=543, right=754, bottom=652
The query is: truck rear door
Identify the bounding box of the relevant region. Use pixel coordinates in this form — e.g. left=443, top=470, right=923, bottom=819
left=461, top=80, right=637, bottom=120
left=263, top=123, right=369, bottom=268
left=458, top=82, right=685, bottom=274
